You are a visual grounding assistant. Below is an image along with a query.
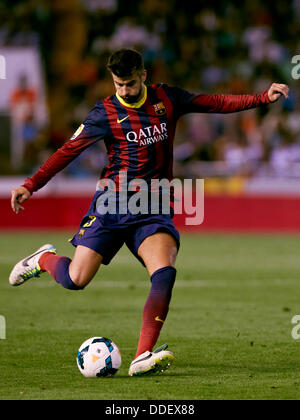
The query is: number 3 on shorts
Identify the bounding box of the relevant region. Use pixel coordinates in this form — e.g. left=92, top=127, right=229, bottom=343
left=83, top=216, right=97, bottom=228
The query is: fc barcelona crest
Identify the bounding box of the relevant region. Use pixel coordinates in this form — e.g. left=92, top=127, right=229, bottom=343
left=153, top=102, right=166, bottom=116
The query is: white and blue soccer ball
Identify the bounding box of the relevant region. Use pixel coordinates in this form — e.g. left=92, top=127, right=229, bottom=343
left=76, top=337, right=121, bottom=377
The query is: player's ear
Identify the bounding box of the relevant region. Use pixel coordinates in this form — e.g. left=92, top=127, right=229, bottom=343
left=141, top=69, right=147, bottom=83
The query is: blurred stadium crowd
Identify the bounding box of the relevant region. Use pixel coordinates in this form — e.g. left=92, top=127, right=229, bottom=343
left=0, top=0, right=300, bottom=180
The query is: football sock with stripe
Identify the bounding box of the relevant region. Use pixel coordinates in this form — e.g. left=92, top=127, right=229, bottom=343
left=39, top=253, right=83, bottom=290
left=135, top=266, right=177, bottom=358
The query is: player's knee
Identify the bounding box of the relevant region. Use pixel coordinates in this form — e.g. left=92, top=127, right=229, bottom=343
left=68, top=247, right=101, bottom=290
left=69, top=272, right=92, bottom=289
left=148, top=249, right=177, bottom=276
left=69, top=262, right=98, bottom=289
left=168, top=245, right=178, bottom=266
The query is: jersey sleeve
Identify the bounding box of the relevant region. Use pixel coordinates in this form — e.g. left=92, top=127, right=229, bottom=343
left=164, top=85, right=271, bottom=116
left=187, top=90, right=271, bottom=114
left=23, top=104, right=108, bottom=194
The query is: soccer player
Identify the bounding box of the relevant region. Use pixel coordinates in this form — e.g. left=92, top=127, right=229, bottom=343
left=9, top=49, right=289, bottom=376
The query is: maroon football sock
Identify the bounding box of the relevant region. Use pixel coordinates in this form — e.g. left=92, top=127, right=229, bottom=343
left=39, top=252, right=83, bottom=290
left=135, top=266, right=176, bottom=358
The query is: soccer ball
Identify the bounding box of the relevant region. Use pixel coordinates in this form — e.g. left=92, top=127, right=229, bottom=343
left=76, top=337, right=121, bottom=377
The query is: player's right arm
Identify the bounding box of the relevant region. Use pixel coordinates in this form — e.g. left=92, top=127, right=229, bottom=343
left=10, top=104, right=108, bottom=214
left=11, top=186, right=31, bottom=214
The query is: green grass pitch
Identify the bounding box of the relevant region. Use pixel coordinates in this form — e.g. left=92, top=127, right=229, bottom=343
left=1, top=231, right=300, bottom=400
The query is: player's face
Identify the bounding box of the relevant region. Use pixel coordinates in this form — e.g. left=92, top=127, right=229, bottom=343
left=112, top=70, right=147, bottom=104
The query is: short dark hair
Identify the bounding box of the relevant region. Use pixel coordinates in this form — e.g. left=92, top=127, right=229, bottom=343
left=107, top=49, right=144, bottom=78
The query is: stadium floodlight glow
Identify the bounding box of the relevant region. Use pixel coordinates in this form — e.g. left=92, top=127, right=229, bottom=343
left=0, top=55, right=6, bottom=80
left=291, top=55, right=300, bottom=80
left=0, top=315, right=6, bottom=339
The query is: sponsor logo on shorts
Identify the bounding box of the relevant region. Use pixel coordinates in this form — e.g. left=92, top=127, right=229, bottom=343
left=78, top=229, right=86, bottom=239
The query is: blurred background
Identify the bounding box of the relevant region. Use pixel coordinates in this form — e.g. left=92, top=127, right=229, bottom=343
left=0, top=0, right=300, bottom=231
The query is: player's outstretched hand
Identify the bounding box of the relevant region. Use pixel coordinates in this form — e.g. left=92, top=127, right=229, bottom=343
left=268, top=83, right=289, bottom=102
left=11, top=186, right=31, bottom=214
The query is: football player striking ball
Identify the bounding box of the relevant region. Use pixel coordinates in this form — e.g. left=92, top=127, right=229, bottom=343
left=9, top=49, right=289, bottom=376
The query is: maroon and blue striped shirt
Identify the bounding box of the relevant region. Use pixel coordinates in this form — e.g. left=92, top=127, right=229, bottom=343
left=23, top=83, right=270, bottom=194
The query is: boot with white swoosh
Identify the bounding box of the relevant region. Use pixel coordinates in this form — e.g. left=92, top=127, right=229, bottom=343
left=128, top=344, right=174, bottom=376
left=9, top=244, right=56, bottom=286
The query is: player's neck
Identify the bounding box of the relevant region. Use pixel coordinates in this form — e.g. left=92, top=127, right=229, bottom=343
left=116, top=85, right=147, bottom=108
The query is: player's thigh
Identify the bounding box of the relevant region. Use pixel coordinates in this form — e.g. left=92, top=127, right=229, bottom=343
left=137, top=232, right=178, bottom=276
left=69, top=245, right=103, bottom=287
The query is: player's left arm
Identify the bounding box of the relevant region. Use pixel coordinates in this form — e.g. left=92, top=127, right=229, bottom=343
left=185, top=83, right=289, bottom=114
left=267, top=83, right=289, bottom=102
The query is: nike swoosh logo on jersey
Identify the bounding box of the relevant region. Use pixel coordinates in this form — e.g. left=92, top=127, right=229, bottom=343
left=117, top=115, right=129, bottom=123
left=155, top=316, right=165, bottom=323
left=22, top=249, right=47, bottom=267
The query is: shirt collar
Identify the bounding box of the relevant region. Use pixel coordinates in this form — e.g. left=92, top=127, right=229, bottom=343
left=116, top=86, right=147, bottom=108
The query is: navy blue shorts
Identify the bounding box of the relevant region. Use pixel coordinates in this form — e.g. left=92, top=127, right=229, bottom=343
left=70, top=190, right=180, bottom=266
